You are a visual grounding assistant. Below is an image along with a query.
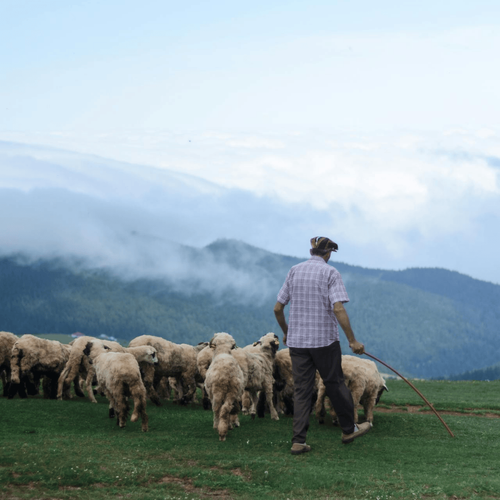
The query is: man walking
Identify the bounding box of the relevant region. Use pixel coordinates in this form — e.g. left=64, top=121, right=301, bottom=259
left=274, top=236, right=371, bottom=455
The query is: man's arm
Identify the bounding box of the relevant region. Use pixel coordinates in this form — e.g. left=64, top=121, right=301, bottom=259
left=333, top=301, right=365, bottom=354
left=273, top=301, right=288, bottom=346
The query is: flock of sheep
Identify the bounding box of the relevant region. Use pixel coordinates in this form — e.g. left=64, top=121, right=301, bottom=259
left=0, top=330, right=388, bottom=441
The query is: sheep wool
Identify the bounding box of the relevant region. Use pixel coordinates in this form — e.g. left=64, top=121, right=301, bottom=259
left=204, top=333, right=245, bottom=441
left=9, top=334, right=71, bottom=400
left=0, top=331, right=18, bottom=397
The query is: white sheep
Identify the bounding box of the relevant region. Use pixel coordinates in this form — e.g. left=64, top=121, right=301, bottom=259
left=239, top=332, right=280, bottom=420
left=9, top=335, right=72, bottom=399
left=316, top=355, right=388, bottom=425
left=204, top=333, right=245, bottom=441
left=197, top=334, right=262, bottom=414
left=83, top=340, right=158, bottom=431
left=128, top=335, right=199, bottom=406
left=165, top=342, right=209, bottom=404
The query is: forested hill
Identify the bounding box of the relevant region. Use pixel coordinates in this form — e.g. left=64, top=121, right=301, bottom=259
left=1, top=238, right=499, bottom=380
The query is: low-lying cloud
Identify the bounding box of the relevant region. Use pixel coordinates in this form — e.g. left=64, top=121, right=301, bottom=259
left=1, top=132, right=500, bottom=286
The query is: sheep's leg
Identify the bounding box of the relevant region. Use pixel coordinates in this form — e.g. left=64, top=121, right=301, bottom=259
left=211, top=392, right=222, bottom=430
left=112, top=390, right=128, bottom=428
left=56, top=365, right=71, bottom=400
left=363, top=395, right=377, bottom=424
left=130, top=383, right=149, bottom=432
left=257, top=390, right=267, bottom=418
left=179, top=376, right=197, bottom=405
left=202, top=385, right=211, bottom=410
left=218, top=398, right=232, bottom=441
left=249, top=391, right=258, bottom=420
left=230, top=400, right=241, bottom=428
left=142, top=365, right=161, bottom=406
left=86, top=368, right=98, bottom=403
left=241, top=390, right=252, bottom=415
left=73, top=374, right=85, bottom=398
left=348, top=381, right=363, bottom=424
left=315, top=381, right=327, bottom=424
left=262, top=380, right=279, bottom=421
left=1, top=370, right=10, bottom=397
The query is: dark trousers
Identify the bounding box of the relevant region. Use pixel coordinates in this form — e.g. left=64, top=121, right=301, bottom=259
left=290, top=341, right=355, bottom=443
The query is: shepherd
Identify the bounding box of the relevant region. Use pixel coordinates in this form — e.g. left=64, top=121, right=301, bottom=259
left=274, top=236, right=372, bottom=455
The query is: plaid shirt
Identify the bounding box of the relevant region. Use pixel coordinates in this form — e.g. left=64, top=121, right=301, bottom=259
left=277, top=256, right=349, bottom=348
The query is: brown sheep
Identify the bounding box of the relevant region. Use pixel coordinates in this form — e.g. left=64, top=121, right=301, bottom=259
left=204, top=333, right=245, bottom=441
left=9, top=335, right=72, bottom=399
left=316, top=355, right=388, bottom=425
left=0, top=331, right=18, bottom=397
left=83, top=341, right=158, bottom=431
left=128, top=335, right=199, bottom=406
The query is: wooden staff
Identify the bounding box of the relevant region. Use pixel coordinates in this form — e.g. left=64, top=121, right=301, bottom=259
left=364, top=351, right=455, bottom=438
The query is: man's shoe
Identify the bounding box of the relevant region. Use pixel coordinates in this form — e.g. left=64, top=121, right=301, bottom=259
left=290, top=443, right=311, bottom=455
left=341, top=422, right=371, bottom=444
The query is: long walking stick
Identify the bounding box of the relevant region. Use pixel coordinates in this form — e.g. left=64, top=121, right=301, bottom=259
left=364, top=351, right=455, bottom=438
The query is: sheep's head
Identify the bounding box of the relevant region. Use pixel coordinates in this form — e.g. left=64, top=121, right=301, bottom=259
left=258, top=332, right=280, bottom=355
left=83, top=340, right=111, bottom=363
left=376, top=382, right=389, bottom=405
left=209, top=332, right=237, bottom=350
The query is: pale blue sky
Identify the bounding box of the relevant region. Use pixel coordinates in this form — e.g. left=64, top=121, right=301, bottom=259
left=1, top=1, right=500, bottom=284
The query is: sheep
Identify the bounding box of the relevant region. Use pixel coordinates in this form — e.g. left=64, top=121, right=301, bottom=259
left=83, top=340, right=158, bottom=431
left=196, top=334, right=260, bottom=414
left=128, top=335, right=199, bottom=406
left=257, top=347, right=320, bottom=418
left=239, top=332, right=280, bottom=420
left=8, top=335, right=72, bottom=399
left=166, top=342, right=209, bottom=404
left=57, top=335, right=97, bottom=401
left=315, top=355, right=388, bottom=425
left=204, top=333, right=245, bottom=441
left=58, top=337, right=160, bottom=403
left=0, top=331, right=18, bottom=397
left=270, top=347, right=295, bottom=415
left=197, top=336, right=229, bottom=410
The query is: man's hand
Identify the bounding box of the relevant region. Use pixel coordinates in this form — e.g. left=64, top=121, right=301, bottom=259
left=349, top=340, right=365, bottom=355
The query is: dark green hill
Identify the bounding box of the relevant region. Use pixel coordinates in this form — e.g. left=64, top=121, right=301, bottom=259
left=1, top=239, right=499, bottom=379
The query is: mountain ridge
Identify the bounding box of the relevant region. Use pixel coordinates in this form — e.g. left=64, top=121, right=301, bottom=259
left=1, top=238, right=498, bottom=380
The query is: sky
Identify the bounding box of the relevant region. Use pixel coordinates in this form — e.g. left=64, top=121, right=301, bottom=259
left=1, top=0, right=500, bottom=285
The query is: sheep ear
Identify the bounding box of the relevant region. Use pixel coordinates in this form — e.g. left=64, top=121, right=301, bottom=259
left=209, top=337, right=216, bottom=348
left=231, top=343, right=237, bottom=350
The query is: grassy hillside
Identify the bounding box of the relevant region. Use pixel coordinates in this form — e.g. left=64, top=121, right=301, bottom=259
left=1, top=239, right=499, bottom=379
left=2, top=379, right=500, bottom=500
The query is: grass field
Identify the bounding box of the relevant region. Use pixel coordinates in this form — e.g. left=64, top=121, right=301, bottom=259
left=1, top=379, right=500, bottom=500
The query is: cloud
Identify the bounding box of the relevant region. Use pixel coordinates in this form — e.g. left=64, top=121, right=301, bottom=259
left=1, top=132, right=500, bottom=285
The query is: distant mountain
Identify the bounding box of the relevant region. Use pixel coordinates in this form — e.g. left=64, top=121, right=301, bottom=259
left=1, top=238, right=499, bottom=380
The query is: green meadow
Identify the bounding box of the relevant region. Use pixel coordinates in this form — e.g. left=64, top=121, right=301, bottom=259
left=1, top=380, right=500, bottom=500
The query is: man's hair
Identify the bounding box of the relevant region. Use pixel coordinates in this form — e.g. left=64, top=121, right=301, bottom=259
left=310, top=248, right=331, bottom=257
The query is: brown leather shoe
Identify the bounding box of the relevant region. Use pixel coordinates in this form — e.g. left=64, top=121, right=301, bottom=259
left=290, top=443, right=311, bottom=455
left=341, top=422, right=371, bottom=444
